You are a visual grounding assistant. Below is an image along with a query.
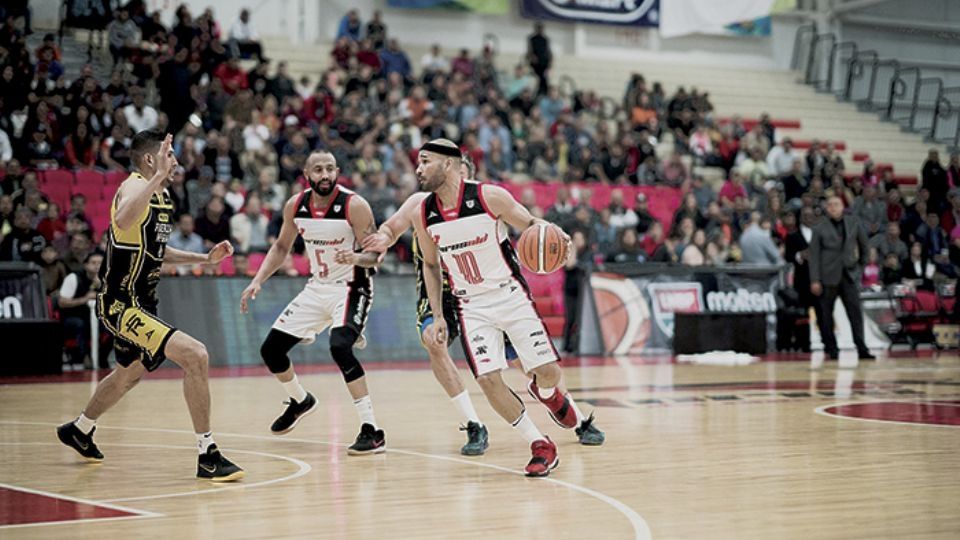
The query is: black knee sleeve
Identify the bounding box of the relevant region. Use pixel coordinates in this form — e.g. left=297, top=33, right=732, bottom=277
left=260, top=329, right=301, bottom=374
left=329, top=327, right=364, bottom=383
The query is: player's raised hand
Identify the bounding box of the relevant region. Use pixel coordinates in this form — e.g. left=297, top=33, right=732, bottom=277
left=207, top=240, right=234, bottom=264
left=156, top=134, right=176, bottom=179
left=334, top=249, right=357, bottom=265
left=240, top=280, right=261, bottom=313
left=361, top=231, right=391, bottom=253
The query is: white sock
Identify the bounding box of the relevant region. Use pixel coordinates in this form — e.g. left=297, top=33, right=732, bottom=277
left=196, top=432, right=215, bottom=454
left=74, top=413, right=96, bottom=435
left=281, top=375, right=309, bottom=402
left=353, top=395, right=378, bottom=429
left=512, top=410, right=545, bottom=444
left=539, top=385, right=556, bottom=399
left=568, top=394, right=586, bottom=423
left=451, top=390, right=482, bottom=425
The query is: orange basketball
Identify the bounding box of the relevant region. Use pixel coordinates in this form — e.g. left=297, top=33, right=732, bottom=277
left=518, top=224, right=568, bottom=274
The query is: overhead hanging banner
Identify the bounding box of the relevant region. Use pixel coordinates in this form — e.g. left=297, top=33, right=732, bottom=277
left=520, top=0, right=660, bottom=27
left=386, top=0, right=510, bottom=14
left=660, top=0, right=796, bottom=38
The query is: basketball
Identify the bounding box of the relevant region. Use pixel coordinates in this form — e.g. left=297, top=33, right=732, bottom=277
left=518, top=224, right=568, bottom=274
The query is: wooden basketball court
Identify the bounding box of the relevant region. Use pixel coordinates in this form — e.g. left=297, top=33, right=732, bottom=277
left=1, top=353, right=958, bottom=539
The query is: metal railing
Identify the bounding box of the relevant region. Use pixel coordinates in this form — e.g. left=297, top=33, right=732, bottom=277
left=792, top=25, right=960, bottom=149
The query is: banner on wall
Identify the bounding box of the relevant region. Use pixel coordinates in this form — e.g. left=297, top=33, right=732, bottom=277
left=660, top=0, right=796, bottom=38
left=386, top=0, right=510, bottom=14
left=0, top=263, right=49, bottom=321
left=520, top=0, right=660, bottom=27
left=579, top=265, right=783, bottom=355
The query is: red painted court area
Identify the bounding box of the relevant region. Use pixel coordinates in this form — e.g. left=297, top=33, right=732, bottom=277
left=0, top=485, right=140, bottom=527
left=823, top=401, right=960, bottom=426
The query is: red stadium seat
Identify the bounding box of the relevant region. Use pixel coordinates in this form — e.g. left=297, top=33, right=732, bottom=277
left=292, top=253, right=310, bottom=276
left=248, top=253, right=266, bottom=273
left=74, top=169, right=106, bottom=201
left=851, top=151, right=870, bottom=162
left=219, top=257, right=236, bottom=276
left=791, top=140, right=847, bottom=151
left=40, top=169, right=75, bottom=210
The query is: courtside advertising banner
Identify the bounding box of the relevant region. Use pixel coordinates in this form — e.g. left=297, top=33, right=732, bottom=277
left=520, top=0, right=660, bottom=27
left=580, top=265, right=783, bottom=355
left=0, top=263, right=49, bottom=321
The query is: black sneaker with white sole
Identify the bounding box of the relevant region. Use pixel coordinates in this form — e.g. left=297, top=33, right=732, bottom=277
left=56, top=421, right=104, bottom=462
left=347, top=423, right=386, bottom=455
left=197, top=444, right=245, bottom=482
left=270, top=392, right=318, bottom=435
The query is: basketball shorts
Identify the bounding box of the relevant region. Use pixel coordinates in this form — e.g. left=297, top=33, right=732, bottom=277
left=273, top=281, right=372, bottom=344
left=97, top=293, right=177, bottom=372
left=456, top=284, right=558, bottom=377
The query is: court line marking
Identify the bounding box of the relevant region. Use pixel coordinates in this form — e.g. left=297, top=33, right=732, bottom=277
left=0, top=438, right=312, bottom=503
left=1, top=421, right=651, bottom=540
left=814, top=400, right=960, bottom=429
left=0, top=480, right=162, bottom=530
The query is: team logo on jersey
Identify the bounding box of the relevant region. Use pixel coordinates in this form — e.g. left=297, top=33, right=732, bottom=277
left=334, top=205, right=341, bottom=212
left=466, top=200, right=475, bottom=209
left=428, top=211, right=439, bottom=219
left=437, top=233, right=489, bottom=253
left=108, top=299, right=126, bottom=315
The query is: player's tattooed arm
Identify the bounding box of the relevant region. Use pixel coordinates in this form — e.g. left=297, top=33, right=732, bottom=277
left=480, top=183, right=569, bottom=242
left=337, top=195, right=382, bottom=268
left=115, top=134, right=175, bottom=231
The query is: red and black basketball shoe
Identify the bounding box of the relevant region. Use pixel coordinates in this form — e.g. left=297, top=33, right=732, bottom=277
left=524, top=437, right=559, bottom=477
left=527, top=380, right=578, bottom=428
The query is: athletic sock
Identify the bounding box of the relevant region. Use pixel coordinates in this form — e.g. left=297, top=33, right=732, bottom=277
left=568, top=394, right=586, bottom=423
left=74, top=413, right=96, bottom=435
left=451, top=390, right=482, bottom=426
left=196, top=432, right=215, bottom=454
left=281, top=375, right=309, bottom=402
left=353, top=395, right=378, bottom=429
left=511, top=410, right=545, bottom=445
left=538, top=385, right=556, bottom=399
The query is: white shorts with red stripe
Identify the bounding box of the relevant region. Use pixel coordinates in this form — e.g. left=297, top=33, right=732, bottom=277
left=272, top=281, right=372, bottom=343
left=455, top=282, right=559, bottom=377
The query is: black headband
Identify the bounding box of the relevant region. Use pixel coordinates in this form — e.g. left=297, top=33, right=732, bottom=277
left=420, top=142, right=462, bottom=158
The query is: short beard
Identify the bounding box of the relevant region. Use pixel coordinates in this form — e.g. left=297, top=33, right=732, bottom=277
left=310, top=179, right=335, bottom=196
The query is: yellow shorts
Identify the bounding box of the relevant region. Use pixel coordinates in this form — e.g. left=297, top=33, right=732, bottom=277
left=97, top=294, right=177, bottom=371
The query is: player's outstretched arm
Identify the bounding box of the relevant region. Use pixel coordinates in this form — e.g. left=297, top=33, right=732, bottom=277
left=360, top=192, right=424, bottom=253
left=334, top=195, right=381, bottom=268
left=481, top=184, right=570, bottom=242
left=165, top=241, right=233, bottom=264
left=241, top=195, right=298, bottom=313
left=413, top=208, right=446, bottom=346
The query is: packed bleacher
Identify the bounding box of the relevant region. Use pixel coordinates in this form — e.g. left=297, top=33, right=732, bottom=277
left=2, top=5, right=960, bottom=367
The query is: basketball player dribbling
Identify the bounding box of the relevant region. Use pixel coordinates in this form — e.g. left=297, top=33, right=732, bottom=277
left=412, top=139, right=596, bottom=477
left=241, top=150, right=385, bottom=455
left=57, top=130, right=244, bottom=482
left=361, top=157, right=603, bottom=456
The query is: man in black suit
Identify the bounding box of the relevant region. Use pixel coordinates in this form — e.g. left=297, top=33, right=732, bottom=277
left=809, top=196, right=876, bottom=360
left=782, top=207, right=818, bottom=351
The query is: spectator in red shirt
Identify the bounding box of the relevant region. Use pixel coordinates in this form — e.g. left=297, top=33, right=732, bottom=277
left=213, top=57, right=248, bottom=95
left=330, top=37, right=353, bottom=70
left=886, top=188, right=904, bottom=223
left=64, top=123, right=98, bottom=169
left=355, top=39, right=382, bottom=72
left=451, top=48, right=475, bottom=78
left=719, top=172, right=748, bottom=208
left=37, top=203, right=65, bottom=243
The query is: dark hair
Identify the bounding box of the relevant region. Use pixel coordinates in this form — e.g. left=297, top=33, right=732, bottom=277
left=130, top=129, right=166, bottom=167
left=83, top=251, right=104, bottom=264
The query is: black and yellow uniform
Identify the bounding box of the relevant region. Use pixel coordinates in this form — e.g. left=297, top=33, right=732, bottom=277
left=413, top=234, right=460, bottom=342
left=97, top=172, right=177, bottom=371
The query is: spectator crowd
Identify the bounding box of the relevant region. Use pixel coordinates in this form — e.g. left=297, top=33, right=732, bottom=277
left=2, top=5, right=960, bottom=365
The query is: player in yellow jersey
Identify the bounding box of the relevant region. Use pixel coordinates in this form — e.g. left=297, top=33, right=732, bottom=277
left=57, top=129, right=244, bottom=482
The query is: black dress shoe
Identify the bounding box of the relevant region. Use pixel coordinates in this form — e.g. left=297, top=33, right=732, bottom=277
left=858, top=350, right=876, bottom=360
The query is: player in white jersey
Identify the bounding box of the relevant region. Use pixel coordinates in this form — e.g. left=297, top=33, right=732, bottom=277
left=412, top=139, right=592, bottom=477
left=361, top=158, right=603, bottom=456
left=240, top=150, right=385, bottom=454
